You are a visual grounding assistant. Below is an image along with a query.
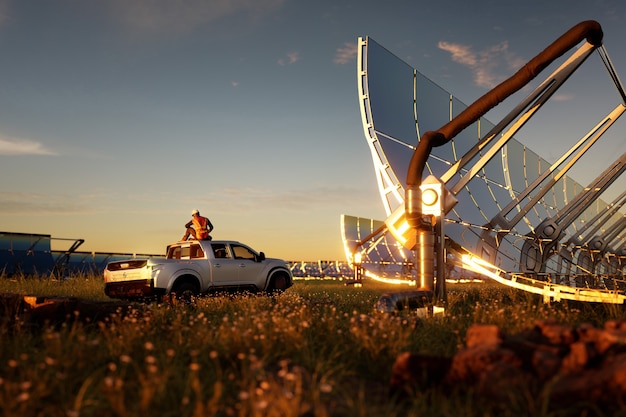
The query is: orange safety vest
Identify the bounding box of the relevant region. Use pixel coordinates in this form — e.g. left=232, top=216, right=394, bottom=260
left=192, top=216, right=210, bottom=240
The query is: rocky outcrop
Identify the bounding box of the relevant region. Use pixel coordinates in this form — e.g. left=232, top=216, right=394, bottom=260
left=391, top=320, right=626, bottom=411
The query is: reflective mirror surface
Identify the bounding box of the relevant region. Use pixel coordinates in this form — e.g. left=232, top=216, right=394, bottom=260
left=344, top=36, right=626, bottom=285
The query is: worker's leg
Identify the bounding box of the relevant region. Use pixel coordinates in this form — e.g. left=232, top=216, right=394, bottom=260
left=181, top=227, right=196, bottom=241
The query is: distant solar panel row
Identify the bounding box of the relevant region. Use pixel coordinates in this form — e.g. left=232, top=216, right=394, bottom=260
left=0, top=231, right=165, bottom=276
left=1, top=231, right=351, bottom=278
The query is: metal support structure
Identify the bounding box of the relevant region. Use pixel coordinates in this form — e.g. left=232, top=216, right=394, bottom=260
left=349, top=222, right=388, bottom=284
left=558, top=189, right=626, bottom=276
left=571, top=190, right=626, bottom=247
left=476, top=108, right=626, bottom=264
left=405, top=22, right=605, bottom=301
left=353, top=253, right=363, bottom=284
left=434, top=215, right=447, bottom=305
left=52, top=237, right=86, bottom=275
left=442, top=41, right=601, bottom=191
left=519, top=151, right=626, bottom=274
left=588, top=216, right=626, bottom=254
left=349, top=22, right=626, bottom=305
left=356, top=37, right=405, bottom=217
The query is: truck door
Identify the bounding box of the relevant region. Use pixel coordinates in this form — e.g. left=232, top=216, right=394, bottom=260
left=209, top=243, right=242, bottom=286
left=230, top=243, right=265, bottom=285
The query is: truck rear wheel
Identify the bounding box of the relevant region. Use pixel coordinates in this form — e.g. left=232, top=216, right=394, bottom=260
left=171, top=281, right=199, bottom=304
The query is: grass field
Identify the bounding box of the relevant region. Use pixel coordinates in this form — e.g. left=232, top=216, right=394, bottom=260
left=1, top=274, right=625, bottom=417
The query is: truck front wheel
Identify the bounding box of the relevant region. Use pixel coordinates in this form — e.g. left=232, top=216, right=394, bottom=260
left=267, top=273, right=289, bottom=295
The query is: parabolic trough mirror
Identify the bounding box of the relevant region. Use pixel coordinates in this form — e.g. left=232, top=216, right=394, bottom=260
left=342, top=21, right=626, bottom=303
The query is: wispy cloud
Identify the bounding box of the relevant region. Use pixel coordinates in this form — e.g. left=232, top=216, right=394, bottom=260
left=0, top=137, right=57, bottom=156
left=278, top=51, right=299, bottom=66
left=107, top=0, right=287, bottom=35
left=553, top=92, right=575, bottom=102
left=438, top=40, right=525, bottom=89
left=334, top=42, right=357, bottom=65
left=0, top=192, right=90, bottom=214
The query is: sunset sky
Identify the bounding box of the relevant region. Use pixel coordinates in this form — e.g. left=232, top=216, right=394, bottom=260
left=1, top=0, right=624, bottom=260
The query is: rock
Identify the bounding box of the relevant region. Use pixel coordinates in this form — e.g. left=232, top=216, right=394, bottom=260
left=465, top=323, right=502, bottom=348
left=390, top=321, right=626, bottom=412
left=390, top=352, right=451, bottom=398
left=535, top=319, right=577, bottom=345
left=445, top=344, right=522, bottom=385
left=559, top=340, right=596, bottom=374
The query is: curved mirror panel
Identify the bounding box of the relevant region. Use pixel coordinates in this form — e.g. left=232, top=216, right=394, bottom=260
left=345, top=36, right=626, bottom=296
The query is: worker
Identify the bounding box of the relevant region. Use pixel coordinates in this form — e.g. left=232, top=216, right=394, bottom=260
left=181, top=209, right=213, bottom=241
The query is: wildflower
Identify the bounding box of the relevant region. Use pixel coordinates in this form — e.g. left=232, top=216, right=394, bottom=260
left=8, top=359, right=18, bottom=368
left=189, top=363, right=201, bottom=371
left=120, top=355, right=132, bottom=363
left=144, top=341, right=154, bottom=351
left=255, top=400, right=269, bottom=410
left=209, top=350, right=218, bottom=359
left=104, top=376, right=124, bottom=390
left=320, top=383, right=332, bottom=393
left=145, top=355, right=157, bottom=364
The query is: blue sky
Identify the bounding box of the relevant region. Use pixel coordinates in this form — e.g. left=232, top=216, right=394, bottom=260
left=1, top=0, right=625, bottom=260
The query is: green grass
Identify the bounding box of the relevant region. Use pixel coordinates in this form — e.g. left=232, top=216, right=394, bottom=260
left=1, top=274, right=625, bottom=416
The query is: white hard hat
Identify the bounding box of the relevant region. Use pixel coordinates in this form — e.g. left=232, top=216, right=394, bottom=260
left=191, top=209, right=199, bottom=215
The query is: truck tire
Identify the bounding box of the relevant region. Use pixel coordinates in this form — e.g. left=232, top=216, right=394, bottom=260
left=172, top=281, right=199, bottom=304
left=267, top=272, right=289, bottom=295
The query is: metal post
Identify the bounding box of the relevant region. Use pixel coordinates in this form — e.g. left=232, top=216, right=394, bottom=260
left=417, top=224, right=435, bottom=290
left=435, top=216, right=447, bottom=305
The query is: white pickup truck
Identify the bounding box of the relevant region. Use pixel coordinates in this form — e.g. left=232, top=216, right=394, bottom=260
left=103, top=239, right=293, bottom=300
